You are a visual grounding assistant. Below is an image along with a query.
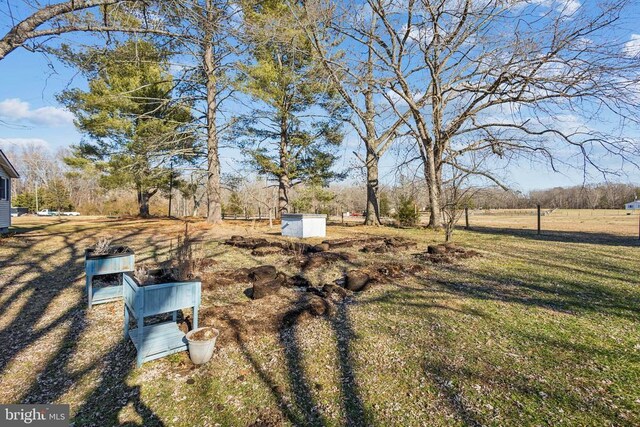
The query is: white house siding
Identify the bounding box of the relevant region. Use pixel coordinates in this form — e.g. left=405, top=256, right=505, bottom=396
left=0, top=167, right=10, bottom=230
left=625, top=201, right=640, bottom=210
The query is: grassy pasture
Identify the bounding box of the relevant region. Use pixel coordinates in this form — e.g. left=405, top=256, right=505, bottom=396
left=0, top=211, right=638, bottom=426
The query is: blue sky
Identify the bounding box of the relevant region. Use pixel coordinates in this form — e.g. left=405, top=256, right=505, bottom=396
left=1, top=1, right=639, bottom=192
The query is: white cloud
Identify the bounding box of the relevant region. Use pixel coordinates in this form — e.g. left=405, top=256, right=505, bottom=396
left=386, top=89, right=424, bottom=108
left=0, top=137, right=50, bottom=150
left=623, top=34, right=640, bottom=57
left=517, top=0, right=581, bottom=17
left=0, top=98, right=74, bottom=127
left=557, top=0, right=580, bottom=17
left=403, top=24, right=434, bottom=46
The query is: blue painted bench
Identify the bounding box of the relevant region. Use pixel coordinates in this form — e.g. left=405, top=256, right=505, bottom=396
left=123, top=273, right=201, bottom=367
left=85, top=247, right=135, bottom=308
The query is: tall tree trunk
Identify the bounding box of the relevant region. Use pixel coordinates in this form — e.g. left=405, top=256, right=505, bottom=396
left=424, top=145, right=442, bottom=228
left=364, top=145, right=381, bottom=225
left=137, top=189, right=150, bottom=218
left=204, top=0, right=222, bottom=224
left=278, top=176, right=289, bottom=216
left=278, top=114, right=289, bottom=216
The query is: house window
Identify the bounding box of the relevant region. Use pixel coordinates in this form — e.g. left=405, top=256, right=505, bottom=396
left=0, top=177, right=6, bottom=200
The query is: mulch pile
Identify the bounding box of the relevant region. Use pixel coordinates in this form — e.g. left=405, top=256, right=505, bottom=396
left=359, top=237, right=418, bottom=253
left=188, top=327, right=219, bottom=341
left=415, top=243, right=481, bottom=264
left=337, top=262, right=427, bottom=292
left=196, top=234, right=433, bottom=345
left=288, top=251, right=355, bottom=270
left=224, top=236, right=318, bottom=256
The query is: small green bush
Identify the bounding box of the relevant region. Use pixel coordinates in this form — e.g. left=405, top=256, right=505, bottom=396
left=395, top=194, right=420, bottom=226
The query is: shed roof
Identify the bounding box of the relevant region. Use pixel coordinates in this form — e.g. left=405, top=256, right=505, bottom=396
left=0, top=150, right=19, bottom=178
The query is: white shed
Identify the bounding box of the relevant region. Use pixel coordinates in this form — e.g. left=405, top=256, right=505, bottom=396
left=625, top=200, right=640, bottom=210
left=281, top=213, right=327, bottom=238
left=0, top=150, right=20, bottom=233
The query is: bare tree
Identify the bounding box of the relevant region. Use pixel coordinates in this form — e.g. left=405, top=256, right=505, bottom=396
left=1, top=1, right=237, bottom=225
left=363, top=0, right=640, bottom=227
left=299, top=1, right=414, bottom=225
left=0, top=0, right=178, bottom=60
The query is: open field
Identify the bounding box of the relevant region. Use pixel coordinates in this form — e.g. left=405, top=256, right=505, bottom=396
left=465, top=209, right=640, bottom=237
left=1, top=212, right=639, bottom=426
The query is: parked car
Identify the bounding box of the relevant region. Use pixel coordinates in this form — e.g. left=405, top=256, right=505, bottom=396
left=37, top=209, right=59, bottom=216
left=11, top=207, right=28, bottom=217
left=61, top=211, right=81, bottom=216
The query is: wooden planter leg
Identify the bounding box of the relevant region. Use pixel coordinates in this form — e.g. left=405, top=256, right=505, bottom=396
left=192, top=305, right=198, bottom=330
left=86, top=274, right=92, bottom=309
left=124, top=305, right=130, bottom=339
left=136, top=315, right=144, bottom=368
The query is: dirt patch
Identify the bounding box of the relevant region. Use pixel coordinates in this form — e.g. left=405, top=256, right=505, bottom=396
left=339, top=262, right=427, bottom=292
left=322, top=236, right=386, bottom=249
left=251, top=246, right=283, bottom=256
left=415, top=243, right=481, bottom=264
left=360, top=237, right=418, bottom=253
left=202, top=268, right=251, bottom=289
left=199, top=288, right=340, bottom=344
left=248, top=265, right=278, bottom=283
left=251, top=273, right=286, bottom=299
left=288, top=251, right=355, bottom=270
left=248, top=410, right=284, bottom=427
left=91, top=273, right=120, bottom=288
left=345, top=270, right=371, bottom=292
left=188, top=327, right=219, bottom=341
left=244, top=266, right=312, bottom=299
left=225, top=236, right=315, bottom=255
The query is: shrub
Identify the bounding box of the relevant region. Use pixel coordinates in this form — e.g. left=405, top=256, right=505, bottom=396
left=395, top=194, right=420, bottom=226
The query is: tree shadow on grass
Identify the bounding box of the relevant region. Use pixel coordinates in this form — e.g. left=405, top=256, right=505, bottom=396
left=228, top=294, right=367, bottom=426
left=71, top=340, right=165, bottom=426
left=422, top=262, right=640, bottom=321
left=0, top=219, right=166, bottom=425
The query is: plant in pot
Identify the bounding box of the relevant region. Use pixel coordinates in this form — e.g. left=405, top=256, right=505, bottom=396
left=171, top=226, right=219, bottom=364
left=124, top=262, right=203, bottom=367
left=185, top=326, right=220, bottom=364
left=85, top=236, right=135, bottom=307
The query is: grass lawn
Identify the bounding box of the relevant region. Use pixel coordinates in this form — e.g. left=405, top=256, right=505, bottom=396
left=0, top=213, right=638, bottom=426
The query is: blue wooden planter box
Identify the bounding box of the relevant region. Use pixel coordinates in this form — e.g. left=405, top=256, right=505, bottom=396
left=85, top=246, right=135, bottom=308
left=123, top=273, right=201, bottom=367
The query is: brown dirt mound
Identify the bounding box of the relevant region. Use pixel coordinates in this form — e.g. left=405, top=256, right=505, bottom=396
left=417, top=244, right=481, bottom=264
left=252, top=274, right=285, bottom=299
left=189, top=327, right=219, bottom=341
left=290, top=251, right=355, bottom=270
left=345, top=270, right=370, bottom=292
left=360, top=237, right=418, bottom=253
left=338, top=262, right=428, bottom=291
left=199, top=288, right=336, bottom=344
left=225, top=236, right=316, bottom=255
left=249, top=265, right=278, bottom=283
left=322, top=236, right=385, bottom=249
left=202, top=268, right=250, bottom=289
left=251, top=246, right=283, bottom=257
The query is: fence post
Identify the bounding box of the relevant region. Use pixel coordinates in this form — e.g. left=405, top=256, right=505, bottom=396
left=465, top=207, right=469, bottom=229
left=537, top=204, right=541, bottom=235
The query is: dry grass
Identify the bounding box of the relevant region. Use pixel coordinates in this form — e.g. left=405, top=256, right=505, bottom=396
left=0, top=212, right=639, bottom=426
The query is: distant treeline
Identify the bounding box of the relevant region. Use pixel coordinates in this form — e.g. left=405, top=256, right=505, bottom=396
left=469, top=184, right=639, bottom=210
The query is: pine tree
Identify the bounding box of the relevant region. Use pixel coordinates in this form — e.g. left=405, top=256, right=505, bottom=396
left=58, top=40, right=194, bottom=217
left=236, top=0, right=345, bottom=216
